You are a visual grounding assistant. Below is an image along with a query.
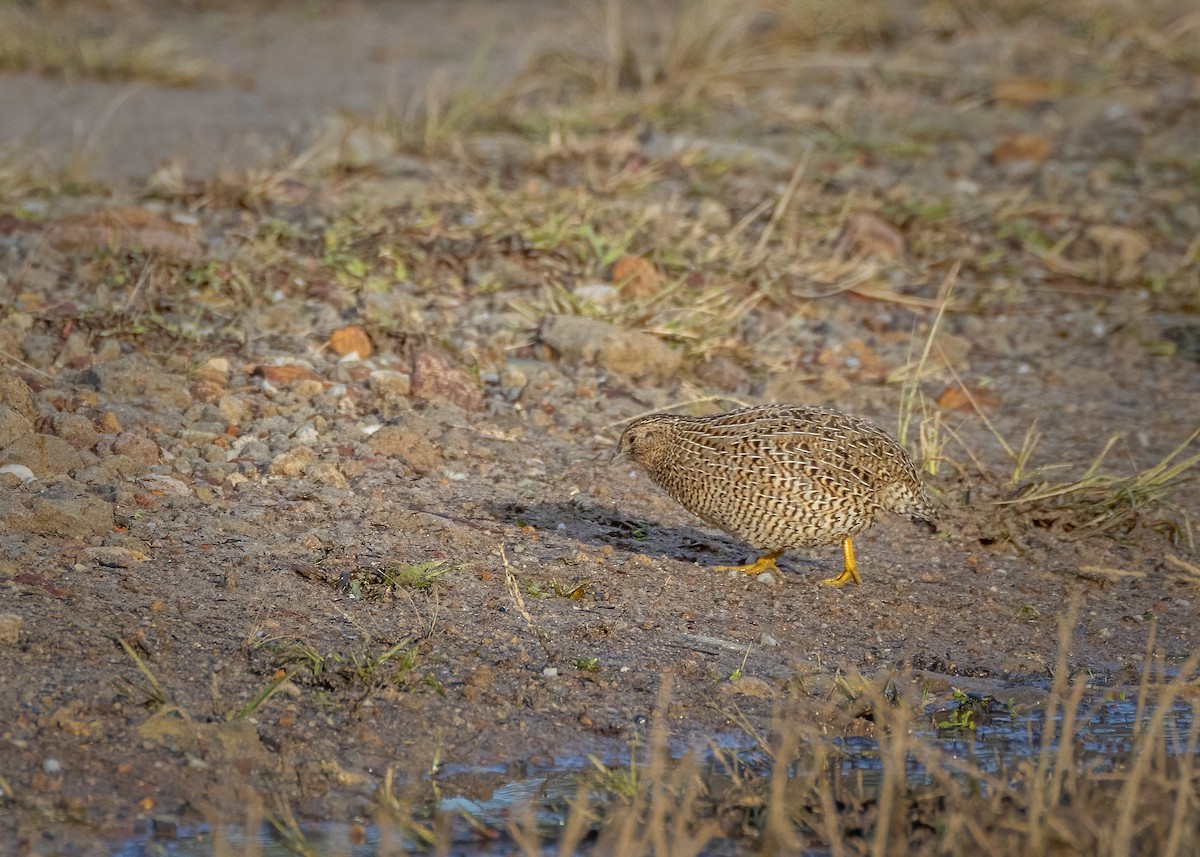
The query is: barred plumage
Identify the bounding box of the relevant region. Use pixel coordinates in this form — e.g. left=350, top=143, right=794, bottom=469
left=614, top=404, right=936, bottom=586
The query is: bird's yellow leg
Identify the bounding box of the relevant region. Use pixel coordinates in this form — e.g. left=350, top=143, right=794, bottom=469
left=715, top=552, right=781, bottom=576
left=819, top=538, right=861, bottom=587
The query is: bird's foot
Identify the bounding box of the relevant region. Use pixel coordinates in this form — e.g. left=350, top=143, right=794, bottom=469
left=818, top=567, right=861, bottom=587
left=818, top=538, right=861, bottom=587
left=714, top=553, right=781, bottom=576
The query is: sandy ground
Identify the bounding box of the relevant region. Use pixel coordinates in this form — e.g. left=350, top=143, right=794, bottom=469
left=1, top=1, right=1198, bottom=852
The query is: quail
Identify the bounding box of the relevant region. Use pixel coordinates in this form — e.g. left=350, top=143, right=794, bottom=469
left=614, top=404, right=936, bottom=586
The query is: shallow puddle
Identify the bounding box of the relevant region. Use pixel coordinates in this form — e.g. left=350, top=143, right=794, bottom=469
left=113, top=694, right=1194, bottom=855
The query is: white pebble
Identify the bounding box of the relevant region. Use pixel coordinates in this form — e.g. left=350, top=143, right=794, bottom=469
left=0, top=464, right=36, bottom=483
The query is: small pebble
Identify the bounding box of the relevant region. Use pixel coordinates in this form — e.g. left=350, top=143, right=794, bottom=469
left=0, top=613, right=21, bottom=645
left=0, top=463, right=36, bottom=483
left=43, top=758, right=61, bottom=774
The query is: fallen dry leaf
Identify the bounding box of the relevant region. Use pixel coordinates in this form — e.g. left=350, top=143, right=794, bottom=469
left=611, top=255, right=660, bottom=299
left=834, top=212, right=904, bottom=261
left=846, top=339, right=887, bottom=381
left=991, top=133, right=1052, bottom=165
left=992, top=78, right=1064, bottom=105
left=937, top=385, right=1001, bottom=412
left=253, top=365, right=327, bottom=386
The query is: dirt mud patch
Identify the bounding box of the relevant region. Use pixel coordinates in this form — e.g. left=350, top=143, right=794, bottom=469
left=1, top=0, right=1198, bottom=853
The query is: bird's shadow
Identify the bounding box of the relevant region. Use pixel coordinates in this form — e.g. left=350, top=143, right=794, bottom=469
left=488, top=498, right=821, bottom=570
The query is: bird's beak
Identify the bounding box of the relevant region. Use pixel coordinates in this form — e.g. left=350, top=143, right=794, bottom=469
left=610, top=447, right=629, bottom=465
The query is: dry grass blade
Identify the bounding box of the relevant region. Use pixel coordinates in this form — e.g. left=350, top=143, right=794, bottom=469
left=1164, top=554, right=1200, bottom=585
left=227, top=666, right=300, bottom=721
left=114, top=635, right=170, bottom=707
left=896, top=261, right=958, bottom=466
left=751, top=149, right=812, bottom=263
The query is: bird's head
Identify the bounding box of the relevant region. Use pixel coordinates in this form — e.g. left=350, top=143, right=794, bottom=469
left=612, top=415, right=676, bottom=472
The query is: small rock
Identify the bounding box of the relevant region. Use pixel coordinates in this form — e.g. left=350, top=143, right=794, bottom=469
left=0, top=369, right=38, bottom=420
left=0, top=316, right=34, bottom=367
left=1, top=434, right=84, bottom=477
left=0, top=613, right=21, bottom=645
left=306, top=461, right=349, bottom=489
left=410, top=350, right=482, bottom=411
left=97, top=411, right=123, bottom=434
left=190, top=357, right=229, bottom=404
left=367, top=417, right=443, bottom=474
left=49, top=412, right=99, bottom=450
left=217, top=394, right=251, bottom=425
left=696, top=198, right=732, bottom=231
left=193, top=357, right=230, bottom=388
left=110, top=433, right=160, bottom=464
left=293, top=425, right=319, bottom=446
left=499, top=363, right=528, bottom=399
left=27, top=484, right=114, bottom=537
left=86, top=358, right=192, bottom=409
left=693, top=356, right=750, bottom=393
left=369, top=369, right=411, bottom=402
left=293, top=378, right=327, bottom=399
left=0, top=463, right=36, bottom=484
left=0, top=404, right=34, bottom=448
left=140, top=474, right=193, bottom=496
left=574, top=282, right=620, bottom=308
left=96, top=454, right=151, bottom=481
left=268, top=447, right=316, bottom=477
left=538, top=315, right=682, bottom=381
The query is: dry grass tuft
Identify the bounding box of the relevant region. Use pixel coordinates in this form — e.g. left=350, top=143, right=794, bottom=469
left=525, top=0, right=770, bottom=103
left=999, top=430, right=1200, bottom=546
left=0, top=6, right=223, bottom=87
